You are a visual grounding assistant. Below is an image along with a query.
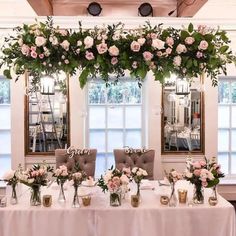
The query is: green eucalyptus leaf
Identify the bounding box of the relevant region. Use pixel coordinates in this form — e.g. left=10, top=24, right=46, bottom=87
left=188, top=23, right=194, bottom=33
left=79, top=68, right=89, bottom=88
left=3, top=69, right=11, bottom=79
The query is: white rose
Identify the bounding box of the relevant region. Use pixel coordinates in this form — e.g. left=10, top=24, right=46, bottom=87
left=77, top=40, right=82, bottom=46
left=35, top=36, right=46, bottom=47
left=120, top=174, right=129, bottom=184
left=108, top=45, right=119, bottom=56
left=112, top=33, right=120, bottom=41
left=84, top=36, right=94, bottom=49
left=185, top=171, right=193, bottom=178
left=137, top=38, right=146, bottom=46
left=2, top=170, right=15, bottom=180
left=176, top=44, right=187, bottom=54
left=60, top=40, right=70, bottom=51
left=49, top=36, right=58, bottom=46
left=136, top=170, right=142, bottom=176
left=142, top=170, right=148, bottom=176
left=173, top=55, right=182, bottom=67
left=132, top=167, right=138, bottom=174
left=152, top=38, right=165, bottom=50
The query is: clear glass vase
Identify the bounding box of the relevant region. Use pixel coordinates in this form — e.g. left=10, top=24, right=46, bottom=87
left=169, top=182, right=177, bottom=207
left=193, top=184, right=204, bottom=204
left=110, top=189, right=121, bottom=207
left=10, top=183, right=18, bottom=205
left=30, top=185, right=41, bottom=206
left=72, top=185, right=80, bottom=208
left=58, top=181, right=66, bottom=203
left=208, top=185, right=218, bottom=206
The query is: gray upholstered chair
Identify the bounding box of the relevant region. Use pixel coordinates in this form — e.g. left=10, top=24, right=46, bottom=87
left=113, top=149, right=155, bottom=180
left=55, top=149, right=97, bottom=178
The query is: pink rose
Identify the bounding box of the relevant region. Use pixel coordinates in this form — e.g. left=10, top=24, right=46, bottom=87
left=150, top=33, right=157, bottom=39
left=130, top=41, right=140, bottom=52
left=196, top=51, right=203, bottom=58
left=165, top=47, right=172, bottom=55
left=35, top=36, right=46, bottom=47
left=149, top=61, right=156, bottom=70
left=96, top=42, right=108, bottom=54
left=60, top=40, right=70, bottom=51
left=198, top=40, right=208, bottom=50
left=64, top=59, right=69, bottom=64
left=173, top=55, right=181, bottom=67
left=176, top=44, right=187, bottom=54
left=108, top=45, right=119, bottom=56
left=132, top=61, right=138, bottom=69
left=30, top=46, right=36, bottom=51
left=193, top=169, right=201, bottom=176
left=166, top=37, right=174, bottom=47
left=30, top=51, right=37, bottom=58
left=143, top=51, right=153, bottom=61
left=85, top=51, right=94, bottom=60
left=199, top=160, right=206, bottom=167
left=21, top=44, right=30, bottom=56
left=39, top=54, right=44, bottom=59
left=111, top=57, right=118, bottom=65
left=152, top=38, right=165, bottom=50
left=185, top=37, right=195, bottom=45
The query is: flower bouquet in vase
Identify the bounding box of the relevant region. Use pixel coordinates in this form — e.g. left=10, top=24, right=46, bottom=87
left=98, top=166, right=129, bottom=207
left=53, top=165, right=69, bottom=203
left=2, top=169, right=19, bottom=205
left=18, top=163, right=53, bottom=206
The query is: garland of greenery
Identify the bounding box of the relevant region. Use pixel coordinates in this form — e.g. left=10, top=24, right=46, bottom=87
left=0, top=17, right=235, bottom=88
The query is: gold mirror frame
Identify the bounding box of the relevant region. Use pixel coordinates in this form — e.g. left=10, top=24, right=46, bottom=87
left=161, top=76, right=205, bottom=155
left=24, top=72, right=70, bottom=156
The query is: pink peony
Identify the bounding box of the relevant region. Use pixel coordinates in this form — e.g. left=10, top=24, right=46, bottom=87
left=35, top=36, right=46, bottom=47
left=21, top=44, right=30, bottom=56
left=143, top=51, right=153, bottom=61
left=196, top=51, right=203, bottom=58
left=108, top=45, right=119, bottom=56
left=176, top=44, right=187, bottom=54
left=199, top=160, right=206, bottom=167
left=193, top=169, right=201, bottom=176
left=85, top=51, right=94, bottom=60
left=30, top=51, right=37, bottom=58
left=198, top=40, right=208, bottom=50
left=166, top=37, right=174, bottom=47
left=96, top=42, right=108, bottom=54
left=111, top=57, right=118, bottom=65
left=173, top=55, right=181, bottom=67
left=185, top=36, right=195, bottom=45
left=130, top=41, right=141, bottom=52
left=39, top=54, right=44, bottom=59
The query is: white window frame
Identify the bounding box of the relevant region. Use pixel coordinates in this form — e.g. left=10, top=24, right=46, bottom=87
left=86, top=78, right=146, bottom=176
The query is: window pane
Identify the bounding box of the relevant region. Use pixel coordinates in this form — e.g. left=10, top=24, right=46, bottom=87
left=107, top=130, right=123, bottom=152
left=89, top=130, right=105, bottom=152
left=88, top=82, right=105, bottom=104
left=218, top=106, right=230, bottom=128
left=231, top=106, right=236, bottom=128
left=231, top=130, right=236, bottom=151
left=0, top=106, right=11, bottom=129
left=124, top=82, right=141, bottom=104
left=95, top=153, right=106, bottom=178
left=231, top=153, right=236, bottom=174
left=218, top=130, right=229, bottom=152
left=89, top=107, right=105, bottom=128
left=218, top=153, right=228, bottom=175
left=0, top=131, right=11, bottom=154
left=107, top=153, right=115, bottom=170
left=126, top=130, right=142, bottom=147
left=126, top=106, right=141, bottom=128
left=0, top=155, right=11, bottom=177
left=232, top=82, right=236, bottom=103
left=0, top=79, right=10, bottom=104
left=218, top=81, right=230, bottom=103
left=107, top=83, right=123, bottom=104
left=107, top=107, right=123, bottom=128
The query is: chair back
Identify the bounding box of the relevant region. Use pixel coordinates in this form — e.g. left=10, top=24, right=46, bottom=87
left=113, top=149, right=155, bottom=180
left=55, top=149, right=97, bottom=178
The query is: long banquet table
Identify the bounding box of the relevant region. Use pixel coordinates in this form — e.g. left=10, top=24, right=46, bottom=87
left=0, top=181, right=235, bottom=236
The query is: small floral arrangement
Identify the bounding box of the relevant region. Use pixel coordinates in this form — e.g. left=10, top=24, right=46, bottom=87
left=2, top=169, right=19, bottom=186
left=53, top=165, right=69, bottom=185
left=97, top=167, right=129, bottom=193
left=131, top=167, right=148, bottom=184
left=17, top=163, right=53, bottom=187
left=70, top=171, right=87, bottom=187
left=164, top=169, right=182, bottom=184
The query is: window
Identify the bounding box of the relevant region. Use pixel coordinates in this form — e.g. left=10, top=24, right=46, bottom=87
left=218, top=77, right=236, bottom=176
left=0, top=76, right=11, bottom=177
left=87, top=80, right=145, bottom=178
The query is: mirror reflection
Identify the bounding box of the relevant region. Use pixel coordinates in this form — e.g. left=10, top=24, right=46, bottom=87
left=162, top=77, right=203, bottom=153
left=26, top=73, right=69, bottom=154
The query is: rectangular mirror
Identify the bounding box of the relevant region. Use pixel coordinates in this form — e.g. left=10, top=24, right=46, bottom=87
left=25, top=72, right=70, bottom=155
left=162, top=76, right=204, bottom=154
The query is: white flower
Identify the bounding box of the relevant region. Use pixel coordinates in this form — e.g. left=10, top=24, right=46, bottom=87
left=132, top=167, right=138, bottom=174
left=49, top=36, right=58, bottom=46
left=108, top=45, right=119, bottom=56
left=28, top=178, right=35, bottom=184
left=176, top=44, right=187, bottom=54
left=185, top=171, right=193, bottom=178
left=152, top=38, right=165, bottom=50
left=18, top=38, right=23, bottom=46
left=137, top=38, right=146, bottom=46
left=173, top=55, right=182, bottom=67
left=84, top=36, right=94, bottom=49
left=2, top=170, right=15, bottom=180
left=77, top=40, right=82, bottom=47
left=120, top=174, right=129, bottom=184
left=60, top=40, right=70, bottom=51
left=35, top=36, right=46, bottom=47
left=112, top=33, right=120, bottom=41
left=103, top=170, right=112, bottom=184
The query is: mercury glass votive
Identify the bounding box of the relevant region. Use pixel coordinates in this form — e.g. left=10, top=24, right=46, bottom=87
left=43, top=195, right=52, bottom=207
left=160, top=195, right=169, bottom=205
left=82, top=196, right=91, bottom=206
left=131, top=195, right=140, bottom=207
left=178, top=189, right=188, bottom=204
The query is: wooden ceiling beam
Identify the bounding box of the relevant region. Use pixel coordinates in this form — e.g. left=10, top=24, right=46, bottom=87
left=177, top=0, right=208, bottom=17
left=27, top=0, right=53, bottom=16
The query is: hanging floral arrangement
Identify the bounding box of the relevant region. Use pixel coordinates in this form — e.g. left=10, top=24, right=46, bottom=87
left=0, top=17, right=235, bottom=88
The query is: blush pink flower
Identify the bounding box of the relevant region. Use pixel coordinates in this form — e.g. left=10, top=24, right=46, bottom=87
left=201, top=181, right=208, bottom=187
left=173, top=55, right=181, bottom=67
left=192, top=161, right=201, bottom=169
left=143, top=51, right=153, bottom=61
left=199, top=160, right=206, bottom=167
left=30, top=46, right=36, bottom=51
left=111, top=57, right=118, bottom=65
left=152, top=38, right=165, bottom=50
left=156, top=51, right=162, bottom=57
left=165, top=47, right=172, bottom=55
left=21, top=44, right=30, bottom=56
left=30, top=51, right=37, bottom=58
left=176, top=44, right=187, bottom=54
left=166, top=37, right=174, bottom=47
left=137, top=38, right=146, bottom=46
left=35, top=36, right=46, bottom=47
left=198, top=40, right=209, bottom=50
left=185, top=36, right=195, bottom=45
left=85, top=51, right=94, bottom=60
left=132, top=61, right=138, bottom=69
left=130, top=41, right=141, bottom=52
left=108, top=45, right=119, bottom=56
left=96, top=42, right=108, bottom=54
left=60, top=40, right=70, bottom=51
left=64, top=59, right=69, bottom=64
left=196, top=51, right=203, bottom=58
left=193, top=169, right=201, bottom=176
left=39, top=53, right=44, bottom=59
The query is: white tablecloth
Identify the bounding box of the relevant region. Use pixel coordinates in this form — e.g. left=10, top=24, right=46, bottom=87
left=0, top=181, right=235, bottom=236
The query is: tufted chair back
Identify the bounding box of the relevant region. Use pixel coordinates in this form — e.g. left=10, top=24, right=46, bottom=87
left=55, top=149, right=97, bottom=178
left=113, top=149, right=155, bottom=180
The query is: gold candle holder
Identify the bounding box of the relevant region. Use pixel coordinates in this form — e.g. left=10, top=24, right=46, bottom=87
left=82, top=196, right=91, bottom=206
left=43, top=195, right=52, bottom=207
left=178, top=189, right=188, bottom=204
left=208, top=197, right=218, bottom=206
left=160, top=195, right=169, bottom=205
left=131, top=195, right=140, bottom=207
left=0, top=195, right=7, bottom=208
